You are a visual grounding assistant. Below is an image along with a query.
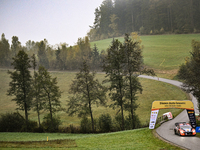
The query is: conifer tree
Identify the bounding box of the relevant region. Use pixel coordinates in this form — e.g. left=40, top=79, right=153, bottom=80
left=7, top=50, right=32, bottom=129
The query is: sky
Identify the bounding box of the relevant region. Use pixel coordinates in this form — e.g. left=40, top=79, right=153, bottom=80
left=0, top=0, right=103, bottom=47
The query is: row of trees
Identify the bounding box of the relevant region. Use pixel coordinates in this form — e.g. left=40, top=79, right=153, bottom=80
left=0, top=33, right=104, bottom=71
left=67, top=34, right=154, bottom=132
left=7, top=50, right=62, bottom=131
left=88, top=0, right=200, bottom=41
left=6, top=34, right=154, bottom=132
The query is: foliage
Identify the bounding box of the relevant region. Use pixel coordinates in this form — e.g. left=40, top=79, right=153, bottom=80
left=37, top=40, right=49, bottom=69
left=80, top=117, right=92, bottom=133
left=31, top=54, right=44, bottom=127
left=177, top=40, right=200, bottom=110
left=37, top=66, right=62, bottom=125
left=89, top=0, right=200, bottom=41
left=0, top=33, right=10, bottom=67
left=41, top=113, right=61, bottom=132
left=98, top=113, right=112, bottom=132
left=0, top=112, right=25, bottom=132
left=67, top=61, right=107, bottom=132
left=102, top=34, right=154, bottom=130
left=102, top=38, right=126, bottom=130
left=7, top=50, right=32, bottom=125
left=11, top=36, right=21, bottom=56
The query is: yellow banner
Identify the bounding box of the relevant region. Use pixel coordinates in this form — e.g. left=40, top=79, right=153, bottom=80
left=151, top=100, right=194, bottom=110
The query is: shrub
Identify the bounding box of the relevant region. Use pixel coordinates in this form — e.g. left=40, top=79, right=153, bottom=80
left=58, top=125, right=81, bottom=133
left=124, top=114, right=141, bottom=130
left=80, top=117, right=91, bottom=133
left=41, top=114, right=61, bottom=132
left=139, top=26, right=145, bottom=35
left=98, top=113, right=112, bottom=132
left=21, top=120, right=38, bottom=132
left=154, top=29, right=159, bottom=35
left=160, top=27, right=165, bottom=34
left=113, top=114, right=123, bottom=131
left=0, top=112, right=25, bottom=132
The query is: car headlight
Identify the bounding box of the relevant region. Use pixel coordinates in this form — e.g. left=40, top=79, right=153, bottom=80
left=192, top=129, right=196, bottom=133
left=180, top=130, right=184, bottom=134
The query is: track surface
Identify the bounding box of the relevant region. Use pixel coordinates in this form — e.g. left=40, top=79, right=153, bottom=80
left=139, top=75, right=200, bottom=150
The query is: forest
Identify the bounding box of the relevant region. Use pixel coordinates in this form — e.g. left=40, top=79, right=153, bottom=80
left=88, top=0, right=200, bottom=41
left=0, top=34, right=104, bottom=70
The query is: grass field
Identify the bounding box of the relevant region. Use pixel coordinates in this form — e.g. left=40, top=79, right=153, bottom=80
left=91, top=34, right=200, bottom=78
left=0, top=129, right=182, bottom=150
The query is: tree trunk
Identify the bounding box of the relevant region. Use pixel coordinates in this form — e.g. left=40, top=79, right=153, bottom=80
left=47, top=92, right=53, bottom=128
left=86, top=80, right=94, bottom=132
left=129, top=74, right=134, bottom=129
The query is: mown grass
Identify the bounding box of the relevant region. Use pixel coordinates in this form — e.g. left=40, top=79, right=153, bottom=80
left=0, top=69, right=188, bottom=126
left=0, top=128, right=182, bottom=150
left=91, top=34, right=200, bottom=78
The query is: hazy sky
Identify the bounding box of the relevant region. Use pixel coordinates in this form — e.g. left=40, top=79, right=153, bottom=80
left=0, top=0, right=103, bottom=46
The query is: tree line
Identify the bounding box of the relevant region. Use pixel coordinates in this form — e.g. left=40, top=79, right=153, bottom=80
left=88, top=0, right=200, bottom=41
left=0, top=33, right=104, bottom=71
left=1, top=33, right=155, bottom=133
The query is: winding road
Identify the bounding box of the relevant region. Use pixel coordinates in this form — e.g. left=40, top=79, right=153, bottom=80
left=139, top=75, right=200, bottom=150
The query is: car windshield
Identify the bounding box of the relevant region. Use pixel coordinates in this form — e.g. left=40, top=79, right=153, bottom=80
left=180, top=125, right=191, bottom=129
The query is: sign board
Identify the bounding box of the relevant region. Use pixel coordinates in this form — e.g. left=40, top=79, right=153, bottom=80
left=149, top=100, right=196, bottom=129
left=196, top=126, right=200, bottom=133
left=151, top=100, right=194, bottom=110
left=187, top=110, right=196, bottom=128
left=149, top=109, right=159, bottom=129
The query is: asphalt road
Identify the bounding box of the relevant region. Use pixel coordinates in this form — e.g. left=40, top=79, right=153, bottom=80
left=139, top=75, right=200, bottom=150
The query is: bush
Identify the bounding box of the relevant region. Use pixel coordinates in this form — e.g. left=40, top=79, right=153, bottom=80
left=112, top=113, right=141, bottom=131
left=20, top=120, right=38, bottom=132
left=0, top=112, right=25, bottom=132
left=139, top=26, right=145, bottom=35
left=41, top=114, right=61, bottom=132
left=80, top=117, right=91, bottom=133
left=160, top=27, right=165, bottom=34
left=113, top=114, right=123, bottom=131
left=124, top=114, right=141, bottom=130
left=58, top=125, right=81, bottom=133
left=98, top=113, right=112, bottom=132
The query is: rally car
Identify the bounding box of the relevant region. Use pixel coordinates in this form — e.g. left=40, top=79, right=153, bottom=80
left=174, top=122, right=196, bottom=136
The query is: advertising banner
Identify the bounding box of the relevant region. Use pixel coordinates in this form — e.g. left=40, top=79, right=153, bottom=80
left=149, top=109, right=159, bottom=129
left=187, top=109, right=196, bottom=128
left=151, top=100, right=194, bottom=110
left=149, top=100, right=196, bottom=129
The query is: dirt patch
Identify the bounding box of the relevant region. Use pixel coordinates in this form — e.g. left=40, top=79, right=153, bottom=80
left=0, top=139, right=77, bottom=148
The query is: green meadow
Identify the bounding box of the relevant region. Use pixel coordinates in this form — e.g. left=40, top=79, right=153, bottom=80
left=91, top=34, right=200, bottom=78
left=1, top=34, right=199, bottom=149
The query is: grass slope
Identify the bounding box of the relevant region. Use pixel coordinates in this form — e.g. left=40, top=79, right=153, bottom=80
left=91, top=34, right=200, bottom=77
left=0, top=129, right=182, bottom=150
left=0, top=69, right=188, bottom=126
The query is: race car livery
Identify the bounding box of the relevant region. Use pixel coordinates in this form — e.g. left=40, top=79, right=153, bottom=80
left=174, top=122, right=196, bottom=136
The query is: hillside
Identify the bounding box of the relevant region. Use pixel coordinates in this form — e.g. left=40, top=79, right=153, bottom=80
left=0, top=69, right=188, bottom=126
left=91, top=34, right=200, bottom=78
